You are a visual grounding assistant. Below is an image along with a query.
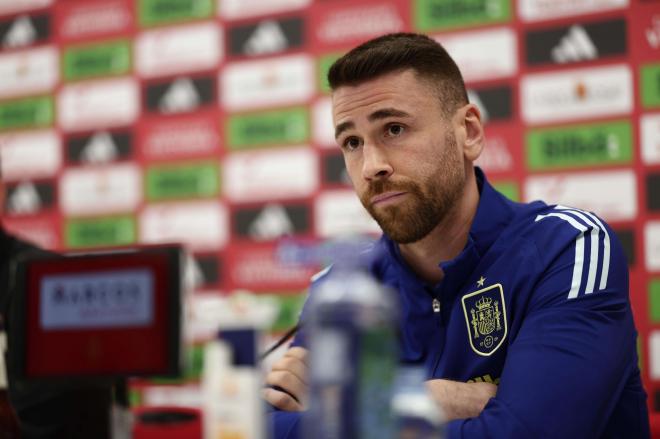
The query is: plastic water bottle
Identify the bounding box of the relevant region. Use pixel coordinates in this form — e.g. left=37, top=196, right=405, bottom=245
left=391, top=366, right=446, bottom=438
left=303, top=245, right=398, bottom=439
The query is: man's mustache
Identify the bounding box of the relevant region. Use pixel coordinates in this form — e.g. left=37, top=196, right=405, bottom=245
left=363, top=179, right=419, bottom=201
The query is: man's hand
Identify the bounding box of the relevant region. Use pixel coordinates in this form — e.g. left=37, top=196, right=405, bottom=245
left=426, top=379, right=497, bottom=421
left=263, top=347, right=309, bottom=411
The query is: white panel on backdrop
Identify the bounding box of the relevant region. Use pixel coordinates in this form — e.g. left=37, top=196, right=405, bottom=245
left=641, top=113, right=660, bottom=165
left=0, top=46, right=58, bottom=99
left=221, top=54, right=314, bottom=111
left=60, top=163, right=142, bottom=215
left=0, top=0, right=51, bottom=15
left=518, top=0, right=628, bottom=23
left=58, top=77, right=139, bottom=131
left=140, top=200, right=228, bottom=251
left=136, top=22, right=221, bottom=78
left=313, top=97, right=336, bottom=149
left=315, top=190, right=380, bottom=238
left=646, top=221, right=660, bottom=272
left=219, top=0, right=310, bottom=19
left=435, top=27, right=517, bottom=83
left=650, top=330, right=660, bottom=379
left=59, top=0, right=133, bottom=40
left=223, top=146, right=318, bottom=202
left=524, top=169, right=637, bottom=222
left=141, top=115, right=221, bottom=160
left=521, top=64, right=632, bottom=125
left=316, top=2, right=405, bottom=46
left=0, top=130, right=60, bottom=181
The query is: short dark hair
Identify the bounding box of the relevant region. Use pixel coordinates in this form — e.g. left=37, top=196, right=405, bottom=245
left=328, top=33, right=468, bottom=116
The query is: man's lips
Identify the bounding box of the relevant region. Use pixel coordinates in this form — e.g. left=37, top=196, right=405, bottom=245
left=370, top=191, right=407, bottom=206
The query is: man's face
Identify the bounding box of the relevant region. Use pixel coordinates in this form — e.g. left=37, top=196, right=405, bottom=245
left=331, top=69, right=466, bottom=244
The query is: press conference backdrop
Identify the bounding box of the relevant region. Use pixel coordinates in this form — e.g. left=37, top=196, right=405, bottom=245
left=0, top=0, right=658, bottom=411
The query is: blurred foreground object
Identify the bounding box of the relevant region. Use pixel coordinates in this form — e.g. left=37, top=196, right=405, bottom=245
left=202, top=292, right=278, bottom=439
left=6, top=243, right=186, bottom=438
left=303, top=240, right=399, bottom=438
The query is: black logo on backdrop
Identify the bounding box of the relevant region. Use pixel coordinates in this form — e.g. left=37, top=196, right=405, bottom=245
left=647, top=173, right=660, bottom=212
left=228, top=16, right=305, bottom=57
left=194, top=254, right=221, bottom=287
left=66, top=130, right=133, bottom=165
left=613, top=228, right=635, bottom=267
left=234, top=203, right=310, bottom=240
left=525, top=18, right=626, bottom=66
left=0, top=13, right=50, bottom=49
left=468, top=85, right=513, bottom=123
left=145, top=76, right=215, bottom=114
left=322, top=152, right=351, bottom=186
left=5, top=180, right=55, bottom=215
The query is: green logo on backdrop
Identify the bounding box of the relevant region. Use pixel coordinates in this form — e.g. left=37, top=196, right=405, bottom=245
left=414, top=0, right=511, bottom=31
left=526, top=120, right=632, bottom=170
left=268, top=293, right=307, bottom=332
left=492, top=181, right=519, bottom=202
left=0, top=96, right=53, bottom=131
left=318, top=53, right=342, bottom=93
left=641, top=63, right=660, bottom=109
left=64, top=40, right=131, bottom=81
left=228, top=107, right=309, bottom=149
left=138, top=0, right=213, bottom=26
left=649, top=279, right=660, bottom=323
left=146, top=161, right=219, bottom=201
left=66, top=216, right=136, bottom=248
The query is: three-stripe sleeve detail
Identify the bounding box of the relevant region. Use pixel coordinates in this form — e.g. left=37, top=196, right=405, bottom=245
left=535, top=207, right=609, bottom=299
left=556, top=205, right=610, bottom=292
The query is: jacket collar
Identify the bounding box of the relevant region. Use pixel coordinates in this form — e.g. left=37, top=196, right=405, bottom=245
left=381, top=167, right=516, bottom=290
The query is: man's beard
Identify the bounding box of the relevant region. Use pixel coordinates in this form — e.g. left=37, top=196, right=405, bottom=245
left=360, top=133, right=465, bottom=244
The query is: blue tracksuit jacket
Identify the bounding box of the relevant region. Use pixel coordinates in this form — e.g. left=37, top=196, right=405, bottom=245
left=271, top=168, right=649, bottom=438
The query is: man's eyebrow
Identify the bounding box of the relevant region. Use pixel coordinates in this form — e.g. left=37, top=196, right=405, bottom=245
left=367, top=108, right=411, bottom=122
left=334, top=108, right=411, bottom=140
left=335, top=121, right=354, bottom=140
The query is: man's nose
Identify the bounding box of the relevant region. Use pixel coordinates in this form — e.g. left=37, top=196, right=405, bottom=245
left=361, top=143, right=393, bottom=181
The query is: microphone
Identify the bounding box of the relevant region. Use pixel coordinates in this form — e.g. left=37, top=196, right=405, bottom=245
left=259, top=322, right=302, bottom=361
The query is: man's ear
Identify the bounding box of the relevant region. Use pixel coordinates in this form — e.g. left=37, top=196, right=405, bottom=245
left=459, top=103, right=484, bottom=163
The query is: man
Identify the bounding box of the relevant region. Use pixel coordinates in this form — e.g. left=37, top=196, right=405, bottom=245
left=264, top=33, right=650, bottom=438
left=0, top=170, right=112, bottom=438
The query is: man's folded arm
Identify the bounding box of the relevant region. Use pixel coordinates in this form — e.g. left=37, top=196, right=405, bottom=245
left=445, top=301, right=641, bottom=438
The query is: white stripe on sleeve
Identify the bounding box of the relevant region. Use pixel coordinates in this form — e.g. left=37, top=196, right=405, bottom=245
left=535, top=212, right=588, bottom=299
left=556, top=205, right=610, bottom=291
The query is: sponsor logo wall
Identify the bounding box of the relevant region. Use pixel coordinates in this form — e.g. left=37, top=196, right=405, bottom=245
left=1, top=0, right=659, bottom=411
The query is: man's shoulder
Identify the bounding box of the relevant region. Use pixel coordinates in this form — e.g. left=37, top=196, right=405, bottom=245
left=309, top=236, right=393, bottom=286
left=503, top=203, right=617, bottom=260
left=503, top=204, right=629, bottom=306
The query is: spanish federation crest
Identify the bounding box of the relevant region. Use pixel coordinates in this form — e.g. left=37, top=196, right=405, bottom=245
left=461, top=283, right=507, bottom=356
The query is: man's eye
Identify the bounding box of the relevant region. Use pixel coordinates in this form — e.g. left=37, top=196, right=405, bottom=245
left=386, top=124, right=404, bottom=137
left=343, top=137, right=361, bottom=150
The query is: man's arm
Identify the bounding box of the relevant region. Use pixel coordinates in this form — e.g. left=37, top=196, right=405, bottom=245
left=444, top=214, right=648, bottom=438
left=445, top=304, right=641, bottom=438
left=426, top=379, right=497, bottom=420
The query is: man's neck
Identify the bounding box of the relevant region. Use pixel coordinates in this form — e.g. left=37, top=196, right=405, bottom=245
left=398, top=169, right=480, bottom=285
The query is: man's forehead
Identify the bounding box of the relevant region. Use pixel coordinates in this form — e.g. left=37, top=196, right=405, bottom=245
left=331, top=72, right=435, bottom=123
